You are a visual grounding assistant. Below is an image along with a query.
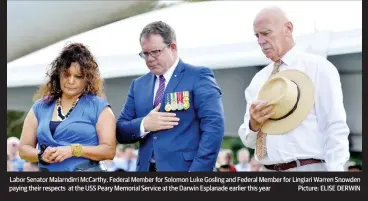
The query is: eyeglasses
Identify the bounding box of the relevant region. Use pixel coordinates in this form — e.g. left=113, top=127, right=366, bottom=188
left=139, top=44, right=170, bottom=59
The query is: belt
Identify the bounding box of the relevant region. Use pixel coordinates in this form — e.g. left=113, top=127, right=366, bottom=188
left=264, top=159, right=325, bottom=171
left=39, top=160, right=102, bottom=172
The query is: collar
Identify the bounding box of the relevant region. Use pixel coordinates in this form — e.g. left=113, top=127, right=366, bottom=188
left=155, top=57, right=180, bottom=81
left=279, top=44, right=299, bottom=66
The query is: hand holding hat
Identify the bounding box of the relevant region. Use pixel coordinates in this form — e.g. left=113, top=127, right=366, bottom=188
left=249, top=100, right=275, bottom=132
left=256, top=70, right=315, bottom=135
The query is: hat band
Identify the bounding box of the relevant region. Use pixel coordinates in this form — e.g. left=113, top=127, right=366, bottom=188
left=269, top=81, right=300, bottom=121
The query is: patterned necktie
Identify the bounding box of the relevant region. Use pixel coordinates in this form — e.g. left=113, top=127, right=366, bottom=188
left=152, top=75, right=165, bottom=162
left=153, top=75, right=166, bottom=108
left=256, top=60, right=282, bottom=160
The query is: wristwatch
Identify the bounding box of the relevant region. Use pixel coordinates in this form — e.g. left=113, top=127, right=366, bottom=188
left=37, top=151, right=50, bottom=165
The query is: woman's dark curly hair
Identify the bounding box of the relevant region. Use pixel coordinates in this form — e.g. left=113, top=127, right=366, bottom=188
left=34, top=42, right=104, bottom=104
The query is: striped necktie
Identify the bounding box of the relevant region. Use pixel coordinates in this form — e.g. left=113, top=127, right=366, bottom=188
left=153, top=75, right=166, bottom=108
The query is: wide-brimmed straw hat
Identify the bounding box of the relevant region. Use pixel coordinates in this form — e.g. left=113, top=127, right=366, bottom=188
left=257, top=70, right=315, bottom=135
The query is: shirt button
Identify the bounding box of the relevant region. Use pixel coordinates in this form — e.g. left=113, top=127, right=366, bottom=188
left=153, top=137, right=157, bottom=140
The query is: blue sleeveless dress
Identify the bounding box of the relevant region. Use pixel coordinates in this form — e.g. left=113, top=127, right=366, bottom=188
left=33, top=94, right=110, bottom=171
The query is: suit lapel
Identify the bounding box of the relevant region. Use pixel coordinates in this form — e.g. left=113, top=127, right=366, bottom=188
left=142, top=73, right=156, bottom=114
left=164, top=59, right=185, bottom=93
left=161, top=59, right=186, bottom=111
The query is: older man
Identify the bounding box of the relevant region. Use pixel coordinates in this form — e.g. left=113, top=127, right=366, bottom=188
left=238, top=6, right=350, bottom=171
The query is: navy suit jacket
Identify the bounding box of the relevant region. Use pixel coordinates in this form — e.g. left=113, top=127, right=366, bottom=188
left=116, top=59, right=225, bottom=172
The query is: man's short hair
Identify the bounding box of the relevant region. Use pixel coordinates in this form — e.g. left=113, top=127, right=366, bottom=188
left=140, top=21, right=177, bottom=45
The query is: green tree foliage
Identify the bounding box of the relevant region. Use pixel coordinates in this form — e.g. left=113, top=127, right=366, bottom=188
left=7, top=110, right=26, bottom=139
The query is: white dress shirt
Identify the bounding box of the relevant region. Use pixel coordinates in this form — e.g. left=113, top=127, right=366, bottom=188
left=238, top=45, right=350, bottom=171
left=140, top=57, right=180, bottom=137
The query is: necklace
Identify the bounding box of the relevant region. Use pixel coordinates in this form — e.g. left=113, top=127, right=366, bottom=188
left=57, top=97, right=80, bottom=121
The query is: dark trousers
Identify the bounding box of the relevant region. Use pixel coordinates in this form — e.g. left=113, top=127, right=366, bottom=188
left=149, top=162, right=157, bottom=172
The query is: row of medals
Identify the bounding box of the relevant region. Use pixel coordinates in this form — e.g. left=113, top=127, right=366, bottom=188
left=165, top=91, right=190, bottom=112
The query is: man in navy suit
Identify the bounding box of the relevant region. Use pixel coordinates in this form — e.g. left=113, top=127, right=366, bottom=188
left=116, top=21, right=225, bottom=172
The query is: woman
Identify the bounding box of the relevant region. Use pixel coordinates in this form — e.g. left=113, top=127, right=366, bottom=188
left=19, top=43, right=116, bottom=171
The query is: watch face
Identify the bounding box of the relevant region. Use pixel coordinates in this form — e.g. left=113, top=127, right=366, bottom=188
left=38, top=152, right=48, bottom=165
